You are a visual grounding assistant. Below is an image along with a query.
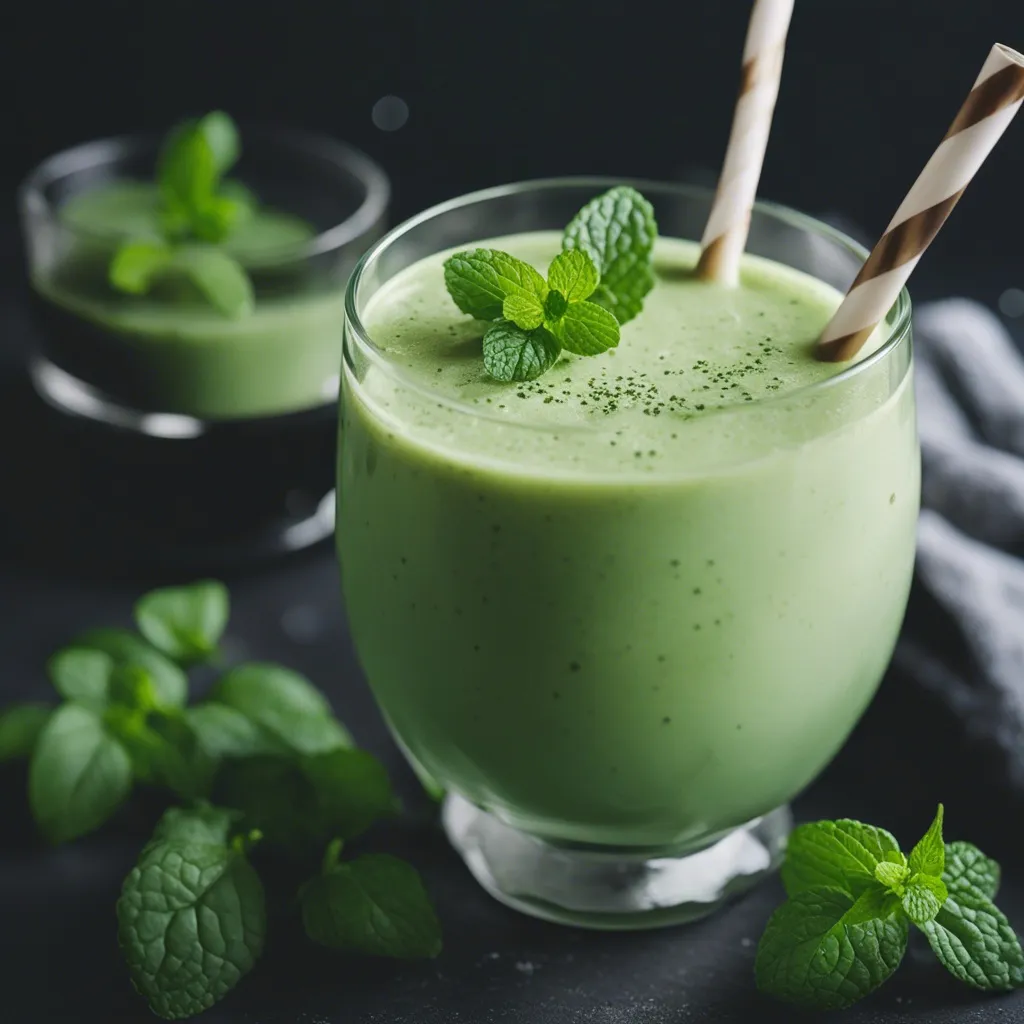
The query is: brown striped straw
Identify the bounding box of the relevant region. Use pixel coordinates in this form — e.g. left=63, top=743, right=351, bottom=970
left=817, top=43, right=1024, bottom=362
left=696, top=0, right=795, bottom=287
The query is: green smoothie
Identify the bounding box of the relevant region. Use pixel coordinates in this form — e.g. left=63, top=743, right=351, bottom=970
left=33, top=182, right=345, bottom=420
left=338, top=232, right=919, bottom=848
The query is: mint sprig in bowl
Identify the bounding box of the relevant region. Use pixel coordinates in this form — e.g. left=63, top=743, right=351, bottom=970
left=17, top=116, right=390, bottom=568
left=19, top=115, right=390, bottom=422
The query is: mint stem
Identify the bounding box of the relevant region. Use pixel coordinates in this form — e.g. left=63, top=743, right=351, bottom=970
left=323, top=837, right=343, bottom=874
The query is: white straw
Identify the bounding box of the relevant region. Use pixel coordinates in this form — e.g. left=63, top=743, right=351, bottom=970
left=696, top=0, right=795, bottom=286
left=817, top=44, right=1024, bottom=362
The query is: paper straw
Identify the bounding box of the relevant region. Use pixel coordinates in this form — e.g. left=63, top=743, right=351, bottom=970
left=817, top=43, right=1024, bottom=363
left=695, top=0, right=795, bottom=286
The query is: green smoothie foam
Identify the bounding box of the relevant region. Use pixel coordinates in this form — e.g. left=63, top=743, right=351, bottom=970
left=338, top=232, right=919, bottom=848
left=34, top=182, right=344, bottom=420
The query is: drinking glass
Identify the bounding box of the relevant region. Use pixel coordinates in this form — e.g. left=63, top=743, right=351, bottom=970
left=18, top=127, right=389, bottom=568
left=338, top=179, right=919, bottom=929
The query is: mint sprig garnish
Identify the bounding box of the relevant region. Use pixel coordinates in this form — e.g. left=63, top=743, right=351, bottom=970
left=108, top=111, right=256, bottom=318
left=757, top=805, right=1024, bottom=1009
left=1, top=579, right=441, bottom=1020
left=443, top=186, right=657, bottom=382
left=158, top=111, right=249, bottom=242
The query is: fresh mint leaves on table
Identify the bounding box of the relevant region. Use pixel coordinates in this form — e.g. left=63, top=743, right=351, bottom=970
left=0, top=580, right=440, bottom=1021
left=118, top=806, right=266, bottom=1020
left=108, top=111, right=257, bottom=318
left=443, top=185, right=658, bottom=382
left=300, top=838, right=443, bottom=959
left=756, top=805, right=1024, bottom=1010
left=0, top=703, right=52, bottom=761
left=29, top=702, right=134, bottom=844
left=134, top=578, right=229, bottom=664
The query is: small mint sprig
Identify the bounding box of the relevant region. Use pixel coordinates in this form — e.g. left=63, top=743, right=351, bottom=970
left=108, top=111, right=255, bottom=318
left=756, top=805, right=1024, bottom=1010
left=443, top=186, right=657, bottom=382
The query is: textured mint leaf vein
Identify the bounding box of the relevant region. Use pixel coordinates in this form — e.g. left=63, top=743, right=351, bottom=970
left=782, top=820, right=902, bottom=897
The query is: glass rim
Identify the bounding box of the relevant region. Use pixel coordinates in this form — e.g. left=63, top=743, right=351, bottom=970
left=344, top=176, right=912, bottom=429
left=17, top=123, right=391, bottom=261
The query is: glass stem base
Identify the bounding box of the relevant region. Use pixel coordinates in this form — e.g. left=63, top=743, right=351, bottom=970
left=442, top=793, right=792, bottom=931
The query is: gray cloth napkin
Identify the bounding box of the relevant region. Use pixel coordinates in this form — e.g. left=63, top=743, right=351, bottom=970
left=896, top=299, right=1024, bottom=784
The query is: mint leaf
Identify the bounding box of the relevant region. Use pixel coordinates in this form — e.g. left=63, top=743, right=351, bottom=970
left=874, top=856, right=909, bottom=892
left=544, top=290, right=568, bottom=320
left=195, top=194, right=252, bottom=239
left=172, top=245, right=255, bottom=318
left=157, top=112, right=243, bottom=245
left=214, top=756, right=312, bottom=849
left=214, top=748, right=397, bottom=852
left=482, top=320, right=561, bottom=382
left=109, top=241, right=175, bottom=294
left=152, top=804, right=239, bottom=845
left=108, top=664, right=160, bottom=711
left=47, top=647, right=116, bottom=710
left=909, top=804, right=945, bottom=877
left=109, top=242, right=255, bottom=318
left=76, top=629, right=188, bottom=708
left=117, top=808, right=266, bottom=1018
left=186, top=703, right=280, bottom=759
left=105, top=704, right=213, bottom=801
left=782, top=819, right=902, bottom=898
left=547, top=249, right=599, bottom=302
left=562, top=186, right=657, bottom=323
left=219, top=179, right=258, bottom=211
left=502, top=293, right=545, bottom=331
left=196, top=111, right=240, bottom=178
left=0, top=703, right=52, bottom=761
left=548, top=300, right=620, bottom=355
left=843, top=884, right=904, bottom=924
left=755, top=885, right=908, bottom=1010
left=208, top=662, right=351, bottom=755
left=159, top=121, right=218, bottom=227
left=301, top=851, right=441, bottom=959
left=944, top=841, right=1000, bottom=901
left=134, top=580, right=229, bottom=664
left=29, top=703, right=132, bottom=843
left=302, top=747, right=400, bottom=840
left=920, top=888, right=1024, bottom=991
left=443, top=248, right=547, bottom=321
left=902, top=874, right=948, bottom=924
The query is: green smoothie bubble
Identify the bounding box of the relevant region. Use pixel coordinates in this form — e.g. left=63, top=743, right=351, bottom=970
left=338, top=232, right=919, bottom=848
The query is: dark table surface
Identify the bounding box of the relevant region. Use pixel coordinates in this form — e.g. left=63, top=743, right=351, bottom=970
left=3, top=230, right=1024, bottom=1023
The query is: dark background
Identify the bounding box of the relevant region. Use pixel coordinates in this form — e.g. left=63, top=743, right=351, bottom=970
left=1, top=0, right=1022, bottom=290
left=3, top=2, right=1024, bottom=1022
